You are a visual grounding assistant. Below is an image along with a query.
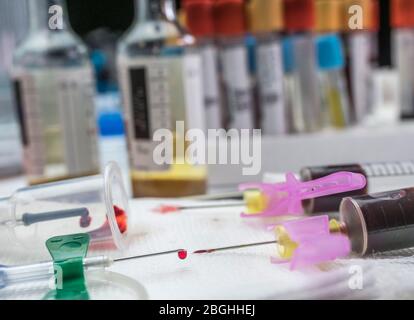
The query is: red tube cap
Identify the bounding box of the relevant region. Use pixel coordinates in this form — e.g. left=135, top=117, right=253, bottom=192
left=284, top=0, right=315, bottom=32
left=213, top=0, right=247, bottom=36
left=391, top=0, right=414, bottom=28
left=371, top=0, right=380, bottom=31
left=184, top=0, right=215, bottom=37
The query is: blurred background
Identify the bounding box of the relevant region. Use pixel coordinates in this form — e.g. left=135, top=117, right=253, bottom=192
left=1, top=0, right=413, bottom=197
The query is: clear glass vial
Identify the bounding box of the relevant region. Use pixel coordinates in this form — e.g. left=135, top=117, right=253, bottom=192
left=117, top=0, right=207, bottom=198
left=12, top=0, right=99, bottom=185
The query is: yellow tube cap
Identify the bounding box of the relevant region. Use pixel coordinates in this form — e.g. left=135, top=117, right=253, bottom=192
left=315, top=0, right=346, bottom=33
left=247, top=0, right=284, bottom=33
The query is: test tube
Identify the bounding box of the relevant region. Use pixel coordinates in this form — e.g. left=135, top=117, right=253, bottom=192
left=340, top=188, right=414, bottom=255
left=214, top=0, right=255, bottom=130
left=316, top=34, right=351, bottom=128
left=247, top=0, right=287, bottom=135
left=391, top=0, right=414, bottom=119
left=184, top=0, right=223, bottom=130
left=343, top=0, right=379, bottom=123
left=0, top=162, right=129, bottom=257
left=284, top=0, right=322, bottom=133
left=282, top=36, right=300, bottom=133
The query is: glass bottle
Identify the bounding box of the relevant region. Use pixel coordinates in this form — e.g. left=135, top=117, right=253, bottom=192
left=117, top=0, right=207, bottom=198
left=12, top=0, right=99, bottom=185
left=0, top=0, right=29, bottom=176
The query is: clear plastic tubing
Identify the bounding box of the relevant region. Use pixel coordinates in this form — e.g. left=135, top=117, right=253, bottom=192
left=0, top=256, right=112, bottom=289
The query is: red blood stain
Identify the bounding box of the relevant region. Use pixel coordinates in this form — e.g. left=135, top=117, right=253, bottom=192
left=178, top=249, right=188, bottom=260
left=114, top=205, right=128, bottom=233
left=153, top=205, right=181, bottom=214
left=193, top=249, right=214, bottom=254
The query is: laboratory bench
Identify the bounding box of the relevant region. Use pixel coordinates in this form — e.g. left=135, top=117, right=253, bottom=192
left=1, top=122, right=414, bottom=299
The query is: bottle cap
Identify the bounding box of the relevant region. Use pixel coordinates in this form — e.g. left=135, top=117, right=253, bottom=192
left=284, top=0, right=315, bottom=32
left=177, top=7, right=188, bottom=29
left=247, top=0, right=284, bottom=33
left=391, top=0, right=414, bottom=28
left=315, top=0, right=345, bottom=33
left=213, top=0, right=246, bottom=36
left=183, top=0, right=215, bottom=37
left=343, top=0, right=379, bottom=32
left=316, top=34, right=345, bottom=70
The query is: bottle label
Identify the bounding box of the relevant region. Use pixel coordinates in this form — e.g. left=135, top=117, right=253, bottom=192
left=220, top=44, right=254, bottom=129
left=12, top=66, right=99, bottom=178
left=257, top=41, right=286, bottom=134
left=118, top=53, right=205, bottom=172
left=200, top=45, right=221, bottom=129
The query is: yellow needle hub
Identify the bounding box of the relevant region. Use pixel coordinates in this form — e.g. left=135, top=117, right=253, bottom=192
left=243, top=190, right=269, bottom=215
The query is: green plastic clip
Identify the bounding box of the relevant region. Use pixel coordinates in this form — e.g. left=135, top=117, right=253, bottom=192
left=44, top=233, right=90, bottom=300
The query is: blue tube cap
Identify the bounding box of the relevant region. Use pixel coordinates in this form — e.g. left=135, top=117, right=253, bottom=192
left=282, top=36, right=296, bottom=73
left=98, top=111, right=125, bottom=136
left=316, top=34, right=344, bottom=71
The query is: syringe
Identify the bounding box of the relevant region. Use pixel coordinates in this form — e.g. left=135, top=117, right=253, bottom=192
left=184, top=160, right=414, bottom=213
left=154, top=171, right=366, bottom=217
left=190, top=187, right=414, bottom=269
left=300, top=160, right=414, bottom=213
left=0, top=248, right=187, bottom=289
left=300, top=160, right=414, bottom=180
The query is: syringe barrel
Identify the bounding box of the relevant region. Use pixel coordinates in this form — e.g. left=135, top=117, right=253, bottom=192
left=300, top=164, right=368, bottom=214
left=0, top=256, right=111, bottom=289
left=340, top=188, right=414, bottom=256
